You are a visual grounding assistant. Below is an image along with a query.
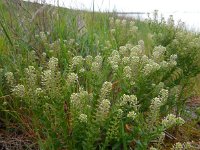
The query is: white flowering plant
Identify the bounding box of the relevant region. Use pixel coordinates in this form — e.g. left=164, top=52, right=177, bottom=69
left=0, top=5, right=199, bottom=150
left=1, top=39, right=188, bottom=149
left=146, top=10, right=200, bottom=116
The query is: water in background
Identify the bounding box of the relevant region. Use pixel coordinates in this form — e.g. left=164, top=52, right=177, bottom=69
left=23, top=0, right=200, bottom=32
left=120, top=11, right=200, bottom=32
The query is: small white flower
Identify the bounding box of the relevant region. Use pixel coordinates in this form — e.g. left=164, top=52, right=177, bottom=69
left=67, top=73, right=78, bottom=84
left=152, top=45, right=166, bottom=62
left=159, top=89, right=168, bottom=102
left=91, top=55, right=103, bottom=72
left=172, top=142, right=183, bottom=150
left=79, top=114, right=88, bottom=123
left=42, top=52, right=46, bottom=58
left=109, top=17, right=114, bottom=25
left=70, top=93, right=80, bottom=106
left=162, top=114, right=185, bottom=128
left=79, top=68, right=85, bottom=73
left=160, top=61, right=169, bottom=68
left=35, top=88, right=43, bottom=96
left=130, top=45, right=143, bottom=57
left=115, top=19, right=121, bottom=25
left=129, top=56, right=140, bottom=67
left=117, top=109, right=123, bottom=117
left=122, top=57, right=130, bottom=65
left=91, top=62, right=101, bottom=72
left=150, top=147, right=158, bottom=150
left=119, top=46, right=129, bottom=56
left=5, top=72, right=14, bottom=86
left=100, top=81, right=112, bottom=98
left=94, top=55, right=103, bottom=64
left=127, top=111, right=137, bottom=120
left=143, top=60, right=160, bottom=76
left=141, top=55, right=149, bottom=64
left=122, top=19, right=127, bottom=26
left=138, top=40, right=145, bottom=51
left=108, top=50, right=121, bottom=71
left=25, top=66, right=36, bottom=86
left=150, top=97, right=162, bottom=111
left=120, top=94, right=138, bottom=109
left=123, top=66, right=132, bottom=79
left=168, top=54, right=178, bottom=67
left=12, top=84, right=25, bottom=97
left=48, top=57, right=58, bottom=71
left=41, top=70, right=52, bottom=88
left=3, top=101, right=8, bottom=106
left=129, top=26, right=138, bottom=33
left=72, top=56, right=84, bottom=67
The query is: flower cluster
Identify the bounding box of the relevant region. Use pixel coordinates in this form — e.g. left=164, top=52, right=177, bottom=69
left=119, top=46, right=129, bottom=56
left=5, top=72, right=14, bottom=86
left=127, top=111, right=137, bottom=120
left=122, top=56, right=130, bottom=65
left=159, top=89, right=169, bottom=102
left=130, top=44, right=143, bottom=57
left=100, top=81, right=112, bottom=98
left=148, top=89, right=169, bottom=127
left=109, top=17, right=114, bottom=26
left=171, top=142, right=192, bottom=150
left=35, top=87, right=44, bottom=96
left=169, top=54, right=177, bottom=67
left=39, top=31, right=47, bottom=42
left=106, top=40, right=177, bottom=79
left=108, top=50, right=121, bottom=71
left=141, top=55, right=149, bottom=64
left=161, top=114, right=185, bottom=128
left=150, top=147, right=158, bottom=150
left=48, top=57, right=58, bottom=71
left=123, top=66, right=132, bottom=79
left=70, top=89, right=92, bottom=110
left=79, top=114, right=88, bottom=123
left=115, top=19, right=121, bottom=26
left=129, top=56, right=140, bottom=70
left=91, top=55, right=103, bottom=73
left=67, top=73, right=78, bottom=85
left=152, top=45, right=166, bottom=62
left=41, top=70, right=52, bottom=89
left=120, top=94, right=138, bottom=110
left=150, top=97, right=162, bottom=111
left=129, top=21, right=138, bottom=33
left=150, top=89, right=168, bottom=113
left=70, top=93, right=80, bottom=107
left=71, top=56, right=84, bottom=68
left=143, top=60, right=160, bottom=76
left=12, top=84, right=25, bottom=97
left=25, top=66, right=36, bottom=87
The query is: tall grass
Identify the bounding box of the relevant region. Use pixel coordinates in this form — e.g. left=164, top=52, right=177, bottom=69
left=0, top=1, right=200, bottom=149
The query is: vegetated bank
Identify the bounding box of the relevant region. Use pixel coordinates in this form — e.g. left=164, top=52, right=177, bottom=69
left=0, top=0, right=200, bottom=149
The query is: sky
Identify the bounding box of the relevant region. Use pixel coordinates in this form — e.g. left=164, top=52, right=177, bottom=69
left=24, top=0, right=200, bottom=30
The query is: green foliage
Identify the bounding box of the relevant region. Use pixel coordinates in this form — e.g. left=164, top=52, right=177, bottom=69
left=0, top=2, right=200, bottom=150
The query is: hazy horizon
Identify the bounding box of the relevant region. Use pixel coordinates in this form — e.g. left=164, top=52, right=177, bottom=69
left=24, top=0, right=200, bottom=31
left=24, top=0, right=200, bottom=12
